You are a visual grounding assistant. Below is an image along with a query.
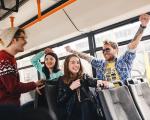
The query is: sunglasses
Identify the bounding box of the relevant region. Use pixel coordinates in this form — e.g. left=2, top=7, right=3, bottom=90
left=102, top=48, right=111, bottom=53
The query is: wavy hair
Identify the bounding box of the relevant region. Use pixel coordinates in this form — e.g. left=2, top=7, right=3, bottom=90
left=63, top=54, right=83, bottom=84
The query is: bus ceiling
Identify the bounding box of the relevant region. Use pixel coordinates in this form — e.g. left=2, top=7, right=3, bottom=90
left=0, top=0, right=76, bottom=29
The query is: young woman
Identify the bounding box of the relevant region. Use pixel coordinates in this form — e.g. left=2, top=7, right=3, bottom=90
left=31, top=48, right=63, bottom=108
left=31, top=48, right=63, bottom=81
left=57, top=54, right=104, bottom=120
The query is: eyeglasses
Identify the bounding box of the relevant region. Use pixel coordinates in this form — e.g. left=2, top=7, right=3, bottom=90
left=102, top=48, right=111, bottom=53
left=15, top=36, right=27, bottom=45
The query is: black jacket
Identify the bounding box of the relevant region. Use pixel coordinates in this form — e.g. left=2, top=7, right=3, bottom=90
left=57, top=74, right=98, bottom=120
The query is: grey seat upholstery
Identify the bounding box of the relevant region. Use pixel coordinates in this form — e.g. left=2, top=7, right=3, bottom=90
left=128, top=82, right=150, bottom=120
left=98, top=86, right=142, bottom=120
left=45, top=81, right=59, bottom=120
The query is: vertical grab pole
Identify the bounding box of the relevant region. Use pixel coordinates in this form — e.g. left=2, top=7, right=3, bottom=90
left=36, top=0, right=41, bottom=20
left=10, top=16, right=15, bottom=28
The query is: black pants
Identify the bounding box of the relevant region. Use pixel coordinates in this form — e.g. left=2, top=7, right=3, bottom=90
left=69, top=100, right=101, bottom=120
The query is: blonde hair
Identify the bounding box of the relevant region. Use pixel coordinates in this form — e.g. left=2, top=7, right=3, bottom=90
left=103, top=40, right=118, bottom=49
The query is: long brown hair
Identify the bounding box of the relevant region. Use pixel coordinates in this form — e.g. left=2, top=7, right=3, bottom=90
left=63, top=54, right=83, bottom=84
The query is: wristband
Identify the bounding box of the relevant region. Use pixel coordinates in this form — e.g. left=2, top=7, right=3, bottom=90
left=140, top=24, right=146, bottom=29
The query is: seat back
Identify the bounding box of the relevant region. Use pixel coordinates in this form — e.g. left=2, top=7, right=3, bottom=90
left=45, top=81, right=59, bottom=120
left=34, top=88, right=48, bottom=109
left=98, top=86, right=142, bottom=120
left=128, top=82, right=150, bottom=120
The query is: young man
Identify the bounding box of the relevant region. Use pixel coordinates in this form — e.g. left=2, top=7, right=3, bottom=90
left=0, top=27, right=44, bottom=106
left=65, top=14, right=150, bottom=86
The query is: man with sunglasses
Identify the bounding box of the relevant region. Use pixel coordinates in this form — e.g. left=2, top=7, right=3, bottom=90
left=65, top=14, right=150, bottom=87
left=0, top=27, right=44, bottom=106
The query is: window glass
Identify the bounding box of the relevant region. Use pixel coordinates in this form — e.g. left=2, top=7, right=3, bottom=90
left=19, top=67, right=38, bottom=82
left=17, top=55, right=35, bottom=68
left=95, top=22, right=150, bottom=48
left=144, top=22, right=150, bottom=36
left=39, top=38, right=89, bottom=62
left=96, top=51, right=104, bottom=59
left=59, top=59, right=65, bottom=72
left=81, top=58, right=93, bottom=77
left=19, top=67, right=38, bottom=105
left=53, top=37, right=89, bottom=58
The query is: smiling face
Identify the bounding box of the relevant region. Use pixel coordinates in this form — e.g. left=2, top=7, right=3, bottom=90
left=102, top=41, right=118, bottom=61
left=68, top=56, right=81, bottom=75
left=63, top=54, right=83, bottom=84
left=10, top=31, right=27, bottom=53
left=44, top=55, right=56, bottom=69
left=14, top=32, right=27, bottom=52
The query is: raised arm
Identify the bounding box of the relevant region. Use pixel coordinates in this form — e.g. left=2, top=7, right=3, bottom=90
left=128, top=14, right=150, bottom=49
left=31, top=48, right=53, bottom=73
left=65, top=46, right=93, bottom=62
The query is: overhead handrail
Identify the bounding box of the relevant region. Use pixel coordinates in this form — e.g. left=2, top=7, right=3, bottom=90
left=22, top=0, right=76, bottom=29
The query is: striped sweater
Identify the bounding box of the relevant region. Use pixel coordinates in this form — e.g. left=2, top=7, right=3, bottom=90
left=0, top=50, right=36, bottom=106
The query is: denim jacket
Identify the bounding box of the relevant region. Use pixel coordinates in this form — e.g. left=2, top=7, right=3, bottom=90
left=91, top=48, right=136, bottom=83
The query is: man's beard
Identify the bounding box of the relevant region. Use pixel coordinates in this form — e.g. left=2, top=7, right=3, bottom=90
left=105, top=55, right=116, bottom=61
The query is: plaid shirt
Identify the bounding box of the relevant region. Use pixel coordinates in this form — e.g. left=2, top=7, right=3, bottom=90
left=90, top=49, right=136, bottom=83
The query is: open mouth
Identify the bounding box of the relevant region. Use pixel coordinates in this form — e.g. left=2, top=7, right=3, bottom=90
left=72, top=68, right=79, bottom=72
left=46, top=63, right=53, bottom=67
left=104, top=54, right=110, bottom=57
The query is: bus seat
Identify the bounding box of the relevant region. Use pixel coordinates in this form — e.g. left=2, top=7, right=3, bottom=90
left=45, top=81, right=59, bottom=120
left=97, top=86, right=142, bottom=120
left=128, top=82, right=150, bottom=120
